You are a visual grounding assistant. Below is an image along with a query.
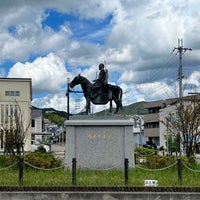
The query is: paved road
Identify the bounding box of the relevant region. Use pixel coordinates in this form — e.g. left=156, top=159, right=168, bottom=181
left=51, top=144, right=65, bottom=161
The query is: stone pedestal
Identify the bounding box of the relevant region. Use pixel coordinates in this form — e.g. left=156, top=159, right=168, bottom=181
left=64, top=116, right=135, bottom=169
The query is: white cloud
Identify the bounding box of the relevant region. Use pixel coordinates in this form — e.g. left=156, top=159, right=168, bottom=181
left=32, top=94, right=68, bottom=112
left=136, top=81, right=177, bottom=101
left=7, top=53, right=67, bottom=94
left=1, top=0, right=200, bottom=113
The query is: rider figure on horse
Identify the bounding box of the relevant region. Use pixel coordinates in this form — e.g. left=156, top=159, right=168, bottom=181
left=94, top=63, right=108, bottom=87
left=92, top=63, right=110, bottom=99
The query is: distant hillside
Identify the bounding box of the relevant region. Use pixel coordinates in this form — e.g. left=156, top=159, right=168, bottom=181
left=95, top=101, right=147, bottom=116
left=33, top=106, right=70, bottom=118
left=121, top=101, right=147, bottom=115
left=33, top=106, right=69, bottom=126
left=33, top=101, right=147, bottom=125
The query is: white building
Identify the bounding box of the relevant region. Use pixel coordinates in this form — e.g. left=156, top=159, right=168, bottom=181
left=0, top=78, right=32, bottom=152
left=159, top=104, right=176, bottom=150
left=144, top=96, right=200, bottom=150
left=129, top=115, right=145, bottom=147
left=32, top=109, right=52, bottom=142
left=144, top=98, right=177, bottom=147
left=32, top=109, right=43, bottom=141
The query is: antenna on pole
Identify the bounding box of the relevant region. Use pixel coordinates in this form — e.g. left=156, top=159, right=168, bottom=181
left=173, top=38, right=192, bottom=98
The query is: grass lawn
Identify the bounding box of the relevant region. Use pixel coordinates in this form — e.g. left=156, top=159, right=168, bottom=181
left=0, top=151, right=199, bottom=186
left=1, top=165, right=200, bottom=186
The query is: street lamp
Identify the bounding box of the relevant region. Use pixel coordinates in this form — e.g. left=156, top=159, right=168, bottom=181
left=66, top=77, right=70, bottom=120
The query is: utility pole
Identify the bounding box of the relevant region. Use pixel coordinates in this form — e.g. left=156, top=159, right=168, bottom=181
left=173, top=39, right=192, bottom=98
left=66, top=78, right=70, bottom=120
left=173, top=39, right=192, bottom=155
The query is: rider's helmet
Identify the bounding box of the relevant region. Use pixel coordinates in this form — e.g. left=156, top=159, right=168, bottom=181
left=99, top=63, right=104, bottom=70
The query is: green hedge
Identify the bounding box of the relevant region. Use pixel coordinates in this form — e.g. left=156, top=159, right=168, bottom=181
left=134, top=147, right=155, bottom=156
left=0, top=152, right=62, bottom=169
left=135, top=147, right=197, bottom=169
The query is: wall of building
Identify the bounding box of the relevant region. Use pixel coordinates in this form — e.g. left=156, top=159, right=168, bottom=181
left=159, top=105, right=176, bottom=150
left=143, top=99, right=177, bottom=147
left=0, top=78, right=32, bottom=152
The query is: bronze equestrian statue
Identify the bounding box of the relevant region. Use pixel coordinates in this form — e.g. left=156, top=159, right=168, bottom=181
left=69, top=66, right=122, bottom=114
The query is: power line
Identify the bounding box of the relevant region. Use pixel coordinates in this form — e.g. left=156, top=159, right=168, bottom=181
left=126, top=53, right=177, bottom=99
left=143, top=53, right=177, bottom=83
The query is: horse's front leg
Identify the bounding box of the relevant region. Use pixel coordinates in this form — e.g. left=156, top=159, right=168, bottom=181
left=109, top=100, right=112, bottom=113
left=88, top=100, right=91, bottom=113
left=86, top=98, right=91, bottom=115
left=115, top=103, right=119, bottom=114
left=113, top=98, right=122, bottom=114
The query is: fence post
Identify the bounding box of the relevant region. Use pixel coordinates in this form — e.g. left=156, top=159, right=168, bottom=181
left=134, top=153, right=137, bottom=165
left=19, top=157, right=24, bottom=185
left=124, top=158, right=129, bottom=185
left=72, top=158, right=76, bottom=186
left=177, top=158, right=182, bottom=185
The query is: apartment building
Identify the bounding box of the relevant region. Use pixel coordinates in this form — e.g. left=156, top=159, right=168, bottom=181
left=0, top=78, right=32, bottom=152
left=144, top=98, right=177, bottom=147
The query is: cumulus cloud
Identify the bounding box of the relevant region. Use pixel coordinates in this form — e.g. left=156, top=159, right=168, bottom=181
left=32, top=94, right=68, bottom=111
left=7, top=53, right=67, bottom=94
left=1, top=0, right=200, bottom=113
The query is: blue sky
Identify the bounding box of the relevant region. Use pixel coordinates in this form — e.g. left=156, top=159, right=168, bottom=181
left=1, top=0, right=200, bottom=114
left=42, top=9, right=113, bottom=45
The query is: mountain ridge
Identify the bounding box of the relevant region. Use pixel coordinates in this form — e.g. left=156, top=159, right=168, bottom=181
left=33, top=101, right=147, bottom=125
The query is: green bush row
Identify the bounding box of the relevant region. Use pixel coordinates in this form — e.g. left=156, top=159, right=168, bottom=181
left=134, top=147, right=155, bottom=156
left=135, top=147, right=197, bottom=169
left=0, top=152, right=62, bottom=169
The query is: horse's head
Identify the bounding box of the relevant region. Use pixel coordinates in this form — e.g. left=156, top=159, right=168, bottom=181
left=69, top=74, right=81, bottom=88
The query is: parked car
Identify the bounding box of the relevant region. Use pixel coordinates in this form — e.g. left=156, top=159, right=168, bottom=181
left=143, top=141, right=157, bottom=150
left=31, top=140, right=50, bottom=153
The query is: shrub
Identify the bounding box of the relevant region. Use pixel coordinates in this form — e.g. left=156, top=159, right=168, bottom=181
left=0, top=155, right=19, bottom=167
left=24, top=152, right=62, bottom=169
left=140, top=155, right=197, bottom=169
left=134, top=147, right=156, bottom=165
left=134, top=147, right=155, bottom=156
left=144, top=155, right=176, bottom=169
left=180, top=155, right=197, bottom=166
left=0, top=152, right=63, bottom=169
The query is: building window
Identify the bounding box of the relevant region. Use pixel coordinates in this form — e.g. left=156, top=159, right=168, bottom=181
left=5, top=91, right=20, bottom=96
left=5, top=105, right=9, bottom=123
left=145, top=122, right=159, bottom=129
left=32, top=119, right=35, bottom=127
left=148, top=107, right=160, bottom=114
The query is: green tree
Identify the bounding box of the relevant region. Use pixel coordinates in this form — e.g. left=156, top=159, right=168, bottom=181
left=166, top=133, right=180, bottom=153
left=43, top=113, right=65, bottom=126
left=163, top=96, right=200, bottom=157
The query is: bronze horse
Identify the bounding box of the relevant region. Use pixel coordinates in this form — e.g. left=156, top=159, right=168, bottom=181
left=69, top=74, right=123, bottom=114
